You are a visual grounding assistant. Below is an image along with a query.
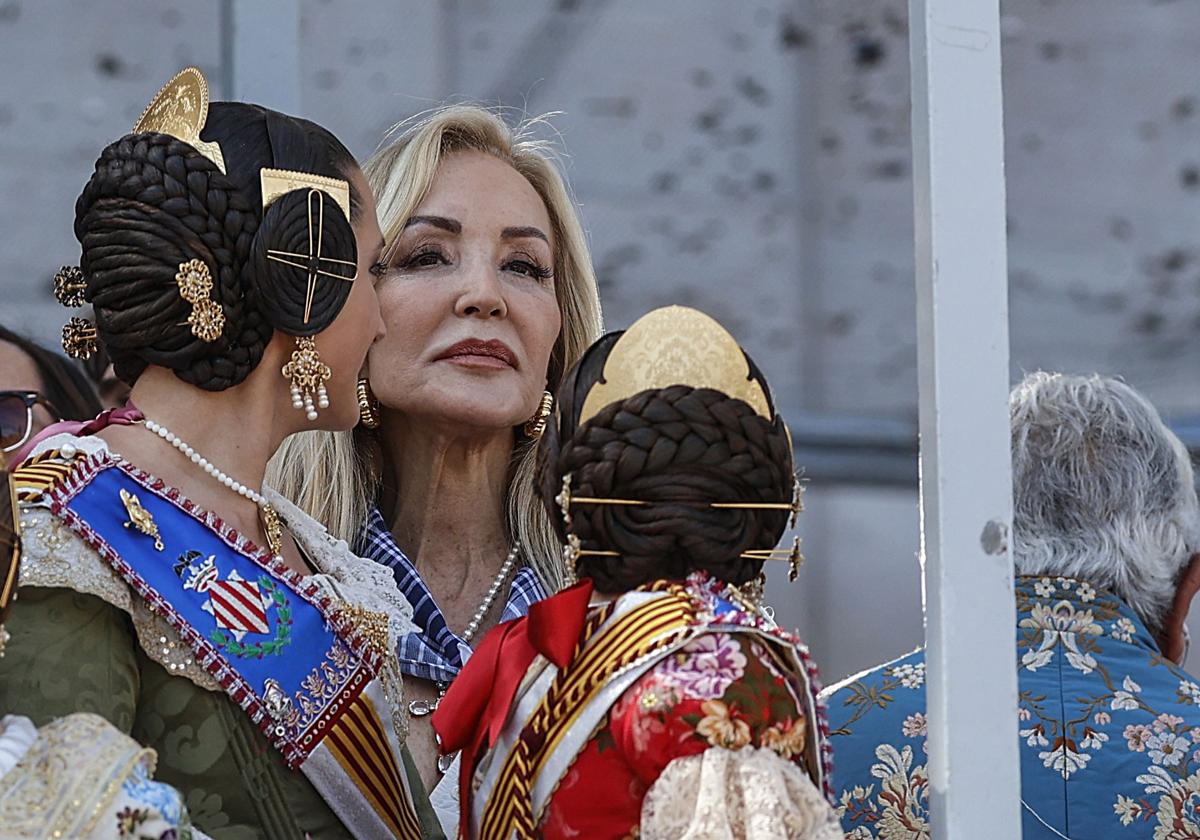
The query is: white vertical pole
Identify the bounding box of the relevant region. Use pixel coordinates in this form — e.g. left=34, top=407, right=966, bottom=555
left=909, top=0, right=1021, bottom=836
left=222, top=0, right=301, bottom=114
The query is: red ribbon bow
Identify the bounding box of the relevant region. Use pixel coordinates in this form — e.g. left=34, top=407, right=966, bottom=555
left=431, top=579, right=595, bottom=833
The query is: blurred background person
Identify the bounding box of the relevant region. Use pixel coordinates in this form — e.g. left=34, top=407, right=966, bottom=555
left=824, top=372, right=1200, bottom=839
left=0, top=324, right=101, bottom=454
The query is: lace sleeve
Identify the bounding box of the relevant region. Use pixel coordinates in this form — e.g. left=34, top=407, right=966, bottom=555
left=639, top=746, right=843, bottom=840
left=0, top=713, right=193, bottom=839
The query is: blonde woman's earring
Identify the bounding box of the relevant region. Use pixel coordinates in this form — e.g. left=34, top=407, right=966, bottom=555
left=357, top=378, right=381, bottom=429
left=524, top=390, right=554, bottom=439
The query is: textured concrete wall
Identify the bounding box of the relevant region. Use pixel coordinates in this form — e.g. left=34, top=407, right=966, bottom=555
left=2, top=0, right=1199, bottom=681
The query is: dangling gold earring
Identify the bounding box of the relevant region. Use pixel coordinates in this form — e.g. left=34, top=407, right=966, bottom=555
left=562, top=534, right=581, bottom=587
left=282, top=336, right=331, bottom=421
left=357, top=378, right=381, bottom=429
left=524, top=390, right=554, bottom=439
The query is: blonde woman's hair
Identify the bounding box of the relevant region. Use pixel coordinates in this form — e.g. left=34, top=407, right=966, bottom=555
left=268, top=104, right=603, bottom=591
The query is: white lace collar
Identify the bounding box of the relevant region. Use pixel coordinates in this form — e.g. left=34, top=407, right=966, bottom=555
left=28, top=432, right=416, bottom=648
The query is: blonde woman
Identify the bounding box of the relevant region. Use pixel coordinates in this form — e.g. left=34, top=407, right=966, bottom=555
left=269, top=105, right=602, bottom=816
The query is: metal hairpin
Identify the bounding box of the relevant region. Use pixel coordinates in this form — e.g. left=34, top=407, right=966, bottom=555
left=264, top=189, right=356, bottom=324
left=557, top=473, right=806, bottom=580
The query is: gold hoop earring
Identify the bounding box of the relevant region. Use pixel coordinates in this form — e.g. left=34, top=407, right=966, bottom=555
left=282, top=336, right=331, bottom=421
left=524, top=390, right=554, bottom=439
left=357, top=378, right=381, bottom=429
left=175, top=259, right=224, bottom=343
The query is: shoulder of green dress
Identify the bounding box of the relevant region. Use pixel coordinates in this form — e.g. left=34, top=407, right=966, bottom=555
left=16, top=445, right=133, bottom=614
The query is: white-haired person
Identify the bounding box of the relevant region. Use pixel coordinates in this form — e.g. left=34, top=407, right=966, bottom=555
left=824, top=372, right=1200, bottom=839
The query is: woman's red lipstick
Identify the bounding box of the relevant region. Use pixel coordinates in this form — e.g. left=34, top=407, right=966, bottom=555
left=434, top=339, right=518, bottom=370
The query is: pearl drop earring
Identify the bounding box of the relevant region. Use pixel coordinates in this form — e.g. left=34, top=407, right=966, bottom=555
left=281, top=336, right=331, bottom=421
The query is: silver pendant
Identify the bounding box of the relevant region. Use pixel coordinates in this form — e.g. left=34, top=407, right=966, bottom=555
left=438, top=751, right=457, bottom=774
left=408, top=698, right=438, bottom=717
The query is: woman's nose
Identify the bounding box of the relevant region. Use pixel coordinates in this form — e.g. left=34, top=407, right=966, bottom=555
left=454, top=258, right=507, bottom=319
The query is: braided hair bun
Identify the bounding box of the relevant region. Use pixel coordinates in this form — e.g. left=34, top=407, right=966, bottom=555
left=537, top=330, right=796, bottom=592
left=73, top=101, right=361, bottom=390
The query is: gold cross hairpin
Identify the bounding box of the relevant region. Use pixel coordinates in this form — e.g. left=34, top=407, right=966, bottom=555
left=264, top=188, right=356, bottom=325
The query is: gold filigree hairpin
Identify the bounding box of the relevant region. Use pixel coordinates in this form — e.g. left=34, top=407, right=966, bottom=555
left=132, top=67, right=226, bottom=174
left=261, top=173, right=356, bottom=325
left=53, top=265, right=86, bottom=308
left=61, top=317, right=98, bottom=360
left=578, top=306, right=772, bottom=425
left=175, top=259, right=224, bottom=342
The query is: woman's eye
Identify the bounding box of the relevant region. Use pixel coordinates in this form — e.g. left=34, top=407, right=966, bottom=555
left=401, top=248, right=450, bottom=270
left=503, top=258, right=553, bottom=281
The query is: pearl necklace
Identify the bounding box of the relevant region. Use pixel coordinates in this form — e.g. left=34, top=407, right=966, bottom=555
left=461, top=542, right=521, bottom=644
left=410, top=541, right=522, bottom=773
left=143, top=419, right=285, bottom=556
left=410, top=544, right=519, bottom=710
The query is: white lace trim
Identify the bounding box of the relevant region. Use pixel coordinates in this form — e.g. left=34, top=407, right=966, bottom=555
left=266, top=487, right=416, bottom=646
left=640, top=747, right=843, bottom=840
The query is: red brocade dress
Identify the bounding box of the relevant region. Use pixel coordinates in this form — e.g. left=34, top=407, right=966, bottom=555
left=433, top=573, right=843, bottom=840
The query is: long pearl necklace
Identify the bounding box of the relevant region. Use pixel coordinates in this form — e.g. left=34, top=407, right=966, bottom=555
left=410, top=542, right=521, bottom=774
left=143, top=419, right=285, bottom=556
left=410, top=543, right=520, bottom=715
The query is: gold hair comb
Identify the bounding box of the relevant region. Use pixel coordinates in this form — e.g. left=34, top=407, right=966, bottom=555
left=578, top=306, right=772, bottom=425
left=260, top=168, right=351, bottom=220
left=133, top=67, right=226, bottom=174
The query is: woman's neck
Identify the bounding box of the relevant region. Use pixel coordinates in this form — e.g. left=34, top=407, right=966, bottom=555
left=382, top=414, right=514, bottom=601
left=96, top=366, right=293, bottom=560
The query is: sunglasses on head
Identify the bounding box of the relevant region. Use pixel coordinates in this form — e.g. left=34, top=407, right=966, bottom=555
left=0, top=390, right=62, bottom=454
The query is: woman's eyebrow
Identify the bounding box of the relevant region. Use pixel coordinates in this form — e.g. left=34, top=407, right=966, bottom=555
left=404, top=215, right=461, bottom=233
left=501, top=225, right=549, bottom=243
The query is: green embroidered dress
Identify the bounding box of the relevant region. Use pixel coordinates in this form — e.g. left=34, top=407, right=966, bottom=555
left=0, top=434, right=442, bottom=839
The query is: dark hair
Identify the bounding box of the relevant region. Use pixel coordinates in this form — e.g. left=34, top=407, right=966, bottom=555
left=0, top=325, right=102, bottom=421
left=72, top=102, right=364, bottom=391
left=536, top=331, right=795, bottom=592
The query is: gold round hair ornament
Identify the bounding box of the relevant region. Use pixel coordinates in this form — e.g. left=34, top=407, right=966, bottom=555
left=132, top=66, right=226, bottom=174
left=577, top=305, right=772, bottom=426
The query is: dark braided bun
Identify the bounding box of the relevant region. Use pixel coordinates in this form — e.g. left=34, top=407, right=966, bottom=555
left=537, top=331, right=795, bottom=592
left=72, top=102, right=361, bottom=390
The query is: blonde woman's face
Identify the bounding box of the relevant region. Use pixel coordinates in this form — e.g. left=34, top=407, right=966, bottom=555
left=369, top=150, right=562, bottom=433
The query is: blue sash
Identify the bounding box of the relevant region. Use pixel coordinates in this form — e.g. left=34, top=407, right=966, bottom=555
left=49, top=456, right=380, bottom=769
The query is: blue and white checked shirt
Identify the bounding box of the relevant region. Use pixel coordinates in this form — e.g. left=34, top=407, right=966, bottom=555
left=357, top=507, right=548, bottom=684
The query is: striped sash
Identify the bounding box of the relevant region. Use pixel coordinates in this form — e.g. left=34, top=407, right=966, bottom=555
left=478, top=589, right=696, bottom=839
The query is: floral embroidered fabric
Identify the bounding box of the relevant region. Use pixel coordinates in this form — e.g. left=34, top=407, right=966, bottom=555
left=538, top=631, right=817, bottom=839
left=823, top=575, right=1200, bottom=838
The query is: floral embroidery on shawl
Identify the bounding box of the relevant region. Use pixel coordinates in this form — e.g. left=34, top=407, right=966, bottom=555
left=824, top=576, right=1200, bottom=838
